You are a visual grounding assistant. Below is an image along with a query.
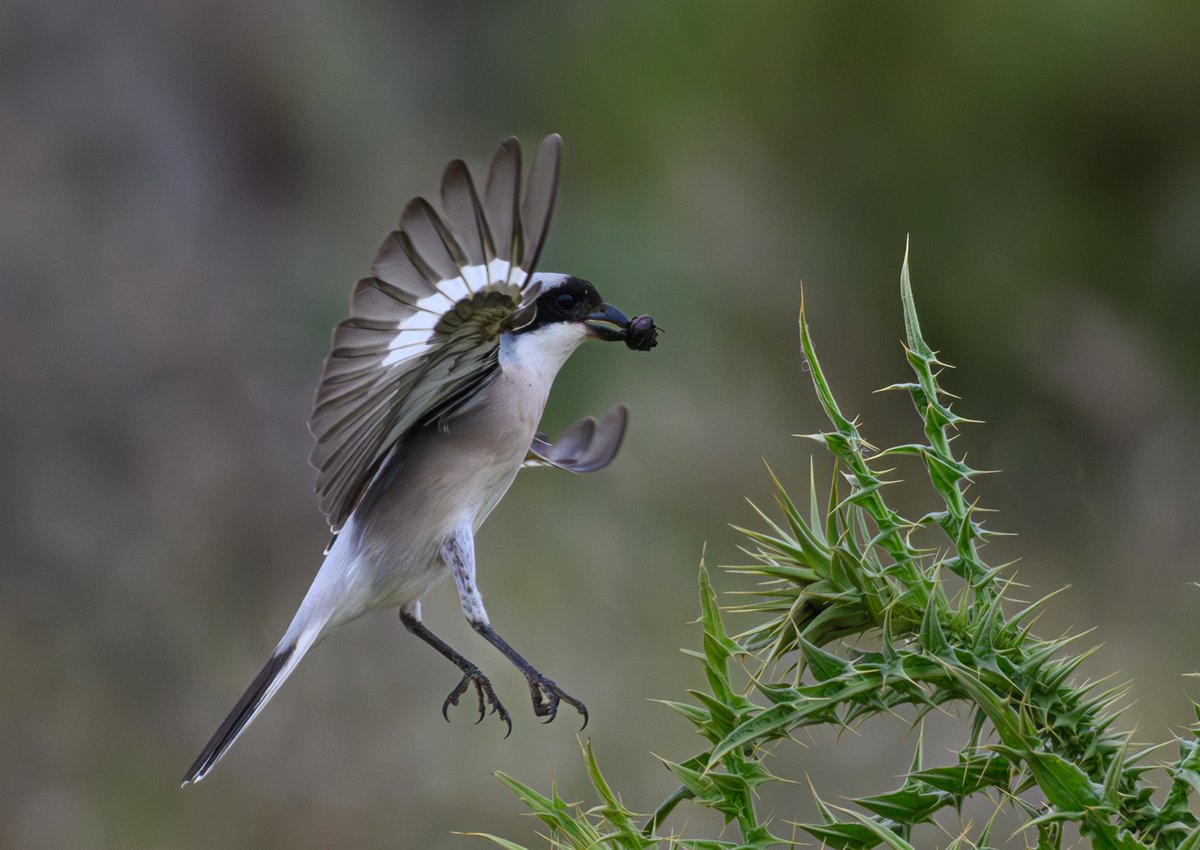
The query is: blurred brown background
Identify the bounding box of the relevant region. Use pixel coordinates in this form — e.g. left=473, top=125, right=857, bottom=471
left=4, top=2, right=1200, bottom=847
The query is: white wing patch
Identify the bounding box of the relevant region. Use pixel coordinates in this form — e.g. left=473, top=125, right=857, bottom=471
left=377, top=259, right=518, bottom=367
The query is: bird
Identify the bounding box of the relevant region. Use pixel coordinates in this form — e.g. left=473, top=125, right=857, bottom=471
left=181, top=134, right=658, bottom=785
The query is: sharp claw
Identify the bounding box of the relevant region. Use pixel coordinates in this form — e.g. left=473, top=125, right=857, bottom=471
left=442, top=676, right=469, bottom=721
left=441, top=667, right=510, bottom=732
left=474, top=678, right=487, bottom=723
left=524, top=673, right=586, bottom=727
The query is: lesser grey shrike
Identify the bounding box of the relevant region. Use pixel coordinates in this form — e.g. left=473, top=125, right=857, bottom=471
left=182, top=134, right=658, bottom=785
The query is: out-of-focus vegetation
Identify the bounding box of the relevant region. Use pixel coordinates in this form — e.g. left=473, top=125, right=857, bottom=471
left=3, top=2, right=1199, bottom=848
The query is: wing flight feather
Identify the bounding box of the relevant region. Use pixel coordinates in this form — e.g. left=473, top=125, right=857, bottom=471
left=523, top=405, right=629, bottom=474
left=309, top=135, right=563, bottom=531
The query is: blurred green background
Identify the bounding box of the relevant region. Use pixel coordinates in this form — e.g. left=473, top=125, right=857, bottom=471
left=4, top=1, right=1200, bottom=847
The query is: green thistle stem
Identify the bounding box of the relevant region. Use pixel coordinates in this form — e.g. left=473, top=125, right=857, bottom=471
left=477, top=251, right=1199, bottom=850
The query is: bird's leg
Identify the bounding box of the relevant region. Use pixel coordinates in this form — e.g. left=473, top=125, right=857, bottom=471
left=442, top=528, right=588, bottom=728
left=399, top=601, right=511, bottom=735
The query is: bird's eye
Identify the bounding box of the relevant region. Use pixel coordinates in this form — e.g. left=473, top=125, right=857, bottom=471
left=556, top=293, right=577, bottom=310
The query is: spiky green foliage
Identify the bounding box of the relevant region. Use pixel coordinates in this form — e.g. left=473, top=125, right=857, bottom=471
left=474, top=251, right=1200, bottom=849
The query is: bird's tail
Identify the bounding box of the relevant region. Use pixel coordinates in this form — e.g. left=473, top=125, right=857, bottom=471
left=181, top=632, right=316, bottom=786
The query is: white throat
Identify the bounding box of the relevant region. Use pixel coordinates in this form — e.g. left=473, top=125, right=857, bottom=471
left=499, top=322, right=590, bottom=383
left=492, top=322, right=591, bottom=447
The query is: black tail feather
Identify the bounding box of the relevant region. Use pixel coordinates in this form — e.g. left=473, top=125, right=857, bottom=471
left=181, top=644, right=296, bottom=785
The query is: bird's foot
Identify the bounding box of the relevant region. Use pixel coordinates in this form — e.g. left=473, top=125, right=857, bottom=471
left=443, top=666, right=512, bottom=737
left=524, top=671, right=588, bottom=729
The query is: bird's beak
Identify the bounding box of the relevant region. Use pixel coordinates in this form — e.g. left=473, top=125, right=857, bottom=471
left=584, top=303, right=631, bottom=342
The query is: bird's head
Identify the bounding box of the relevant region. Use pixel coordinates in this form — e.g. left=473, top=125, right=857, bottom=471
left=509, top=274, right=658, bottom=354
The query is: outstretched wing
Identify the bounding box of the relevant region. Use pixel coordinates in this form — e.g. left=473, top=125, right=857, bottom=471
left=310, top=135, right=563, bottom=531
left=523, top=405, right=628, bottom=473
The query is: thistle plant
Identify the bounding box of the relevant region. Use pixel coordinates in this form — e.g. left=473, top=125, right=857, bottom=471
left=471, top=252, right=1200, bottom=849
